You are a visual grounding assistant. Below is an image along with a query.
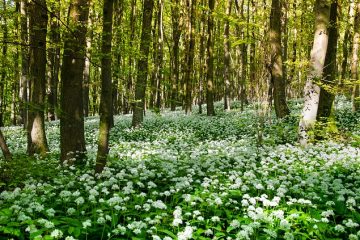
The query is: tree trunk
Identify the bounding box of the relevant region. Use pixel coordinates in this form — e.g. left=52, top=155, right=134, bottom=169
left=351, top=2, right=360, bottom=111
left=0, top=129, right=11, bottom=161
left=47, top=0, right=60, bottom=121
left=299, top=0, right=330, bottom=146
left=317, top=0, right=338, bottom=120
left=124, top=0, right=137, bottom=114
left=223, top=0, right=232, bottom=111
left=184, top=0, right=196, bottom=114
left=131, top=0, right=155, bottom=127
left=270, top=0, right=290, bottom=118
left=0, top=0, right=8, bottom=127
left=96, top=0, right=114, bottom=173
left=206, top=0, right=216, bottom=116
left=170, top=0, right=181, bottom=111
left=155, top=0, right=164, bottom=110
left=20, top=0, right=29, bottom=127
left=27, top=0, right=49, bottom=156
left=60, top=0, right=90, bottom=163
left=340, top=3, right=354, bottom=83
left=83, top=4, right=93, bottom=118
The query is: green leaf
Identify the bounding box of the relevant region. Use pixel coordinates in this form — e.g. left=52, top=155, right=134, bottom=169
left=157, top=229, right=177, bottom=239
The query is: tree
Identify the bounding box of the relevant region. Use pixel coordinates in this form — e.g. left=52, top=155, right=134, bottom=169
left=317, top=0, right=338, bottom=120
left=299, top=0, right=330, bottom=146
left=47, top=0, right=60, bottom=121
left=270, top=0, right=290, bottom=118
left=0, top=129, right=11, bottom=161
left=223, top=0, right=232, bottom=111
left=27, top=0, right=49, bottom=155
left=19, top=0, right=29, bottom=127
left=206, top=0, right=215, bottom=116
left=131, top=0, right=155, bottom=127
left=184, top=0, right=196, bottom=114
left=170, top=0, right=182, bottom=111
left=351, top=2, right=360, bottom=111
left=60, top=0, right=90, bottom=163
left=96, top=0, right=114, bottom=173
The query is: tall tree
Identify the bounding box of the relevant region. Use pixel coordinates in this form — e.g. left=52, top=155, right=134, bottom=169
left=0, top=129, right=11, bottom=161
left=184, top=0, right=196, bottom=114
left=132, top=0, right=155, bottom=127
left=96, top=0, right=114, bottom=173
left=19, top=0, right=29, bottom=127
left=0, top=0, right=8, bottom=127
left=351, top=2, right=360, bottom=111
left=270, top=0, right=290, bottom=118
left=170, top=0, right=181, bottom=111
left=47, top=0, right=60, bottom=121
left=206, top=0, right=215, bottom=116
left=27, top=0, right=49, bottom=155
left=223, top=0, right=232, bottom=111
left=299, top=0, right=330, bottom=146
left=317, top=0, right=338, bottom=120
left=60, top=0, right=90, bottom=162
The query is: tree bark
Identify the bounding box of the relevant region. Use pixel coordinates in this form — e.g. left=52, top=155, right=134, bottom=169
left=0, top=129, right=11, bottom=161
left=223, top=0, right=232, bottom=111
left=351, top=2, right=360, bottom=111
left=131, top=0, right=155, bottom=127
left=20, top=0, right=29, bottom=127
left=270, top=0, right=290, bottom=118
left=0, top=0, right=8, bottom=127
left=60, top=0, right=90, bottom=163
left=96, top=0, right=114, bottom=173
left=27, top=0, right=49, bottom=156
left=206, top=0, right=216, bottom=116
left=170, top=0, right=181, bottom=111
left=317, top=0, right=338, bottom=120
left=47, top=0, right=60, bottom=121
left=184, top=0, right=196, bottom=114
left=299, top=0, right=330, bottom=146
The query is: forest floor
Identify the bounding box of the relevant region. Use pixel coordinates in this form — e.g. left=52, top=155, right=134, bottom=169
left=0, top=98, right=360, bottom=240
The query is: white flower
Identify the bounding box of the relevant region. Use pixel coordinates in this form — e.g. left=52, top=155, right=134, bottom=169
left=50, top=229, right=63, bottom=239
left=230, top=219, right=240, bottom=228
left=177, top=226, right=193, bottom=240
left=211, top=216, right=220, bottom=222
left=75, top=197, right=85, bottom=205
left=82, top=219, right=92, bottom=229
left=65, top=236, right=77, bottom=240
left=152, top=200, right=167, bottom=210
left=334, top=224, right=345, bottom=232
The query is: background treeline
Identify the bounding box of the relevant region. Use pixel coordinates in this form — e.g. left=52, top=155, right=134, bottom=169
left=0, top=0, right=359, bottom=170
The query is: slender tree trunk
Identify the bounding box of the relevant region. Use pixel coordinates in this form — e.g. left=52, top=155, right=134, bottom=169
left=299, top=0, right=330, bottom=146
left=47, top=0, right=60, bottom=121
left=132, top=0, right=155, bottom=127
left=96, top=0, right=114, bottom=173
left=317, top=0, right=338, bottom=120
left=60, top=0, right=90, bottom=163
left=155, top=0, right=164, bottom=110
left=351, top=2, right=360, bottom=111
left=27, top=0, right=49, bottom=156
left=270, top=0, right=290, bottom=118
left=20, top=0, right=29, bottom=127
left=340, top=3, right=354, bottom=83
left=198, top=0, right=206, bottom=114
left=83, top=5, right=93, bottom=118
left=223, top=0, right=232, bottom=111
left=206, top=0, right=215, bottom=116
left=0, top=0, right=8, bottom=127
left=112, top=0, right=124, bottom=116
left=184, top=0, right=196, bottom=114
left=0, top=129, right=11, bottom=161
left=170, top=0, right=181, bottom=111
left=124, top=0, right=137, bottom=114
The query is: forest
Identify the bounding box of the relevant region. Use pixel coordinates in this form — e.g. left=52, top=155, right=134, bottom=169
left=0, top=0, right=360, bottom=239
